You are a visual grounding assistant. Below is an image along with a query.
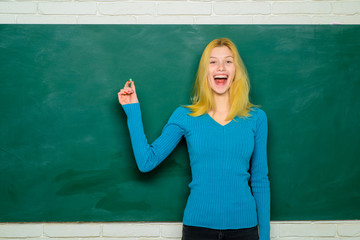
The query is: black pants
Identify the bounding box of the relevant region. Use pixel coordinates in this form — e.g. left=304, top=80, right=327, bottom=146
left=182, top=225, right=259, bottom=240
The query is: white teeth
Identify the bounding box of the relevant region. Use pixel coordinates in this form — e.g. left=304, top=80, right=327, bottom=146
left=214, top=75, right=227, bottom=79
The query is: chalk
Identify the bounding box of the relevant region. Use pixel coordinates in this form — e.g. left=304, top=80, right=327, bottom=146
left=129, top=78, right=133, bottom=87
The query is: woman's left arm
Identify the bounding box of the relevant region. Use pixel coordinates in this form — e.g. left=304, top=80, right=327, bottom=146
left=250, top=109, right=270, bottom=240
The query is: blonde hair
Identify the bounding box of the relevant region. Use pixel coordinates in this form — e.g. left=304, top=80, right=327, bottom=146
left=185, top=38, right=255, bottom=120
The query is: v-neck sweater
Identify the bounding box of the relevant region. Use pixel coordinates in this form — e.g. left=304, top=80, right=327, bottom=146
left=122, top=103, right=270, bottom=240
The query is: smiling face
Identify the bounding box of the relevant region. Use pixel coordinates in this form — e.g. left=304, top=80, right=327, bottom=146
left=207, top=46, right=235, bottom=96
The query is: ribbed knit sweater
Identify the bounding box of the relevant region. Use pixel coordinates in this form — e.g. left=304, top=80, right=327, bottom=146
left=122, top=103, right=270, bottom=240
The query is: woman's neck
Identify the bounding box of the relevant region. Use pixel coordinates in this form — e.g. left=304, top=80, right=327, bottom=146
left=211, top=92, right=230, bottom=114
left=208, top=92, right=232, bottom=124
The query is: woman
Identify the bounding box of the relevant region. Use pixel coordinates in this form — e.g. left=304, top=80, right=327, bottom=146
left=118, top=38, right=270, bottom=240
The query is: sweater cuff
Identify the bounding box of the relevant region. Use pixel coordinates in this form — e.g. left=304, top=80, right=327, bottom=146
left=122, top=102, right=141, bottom=119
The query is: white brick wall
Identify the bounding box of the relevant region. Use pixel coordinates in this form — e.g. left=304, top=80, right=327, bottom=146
left=213, top=2, right=271, bottom=15
left=338, top=223, right=360, bottom=237
left=103, top=223, right=160, bottom=237
left=44, top=223, right=101, bottom=237
left=98, top=2, right=156, bottom=15
left=272, top=2, right=332, bottom=15
left=0, top=2, right=36, bottom=14
left=0, top=221, right=360, bottom=239
left=0, top=0, right=359, bottom=24
left=157, top=2, right=212, bottom=15
left=279, top=223, right=337, bottom=237
left=38, top=2, right=97, bottom=15
left=0, top=224, right=43, bottom=238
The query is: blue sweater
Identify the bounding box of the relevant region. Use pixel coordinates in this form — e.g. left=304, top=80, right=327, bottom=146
left=122, top=103, right=270, bottom=240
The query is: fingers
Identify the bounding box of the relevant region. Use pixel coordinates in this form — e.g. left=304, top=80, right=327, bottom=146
left=119, top=87, right=134, bottom=95
left=120, top=79, right=136, bottom=94
left=123, top=79, right=133, bottom=88
left=130, top=80, right=136, bottom=91
left=123, top=79, right=136, bottom=90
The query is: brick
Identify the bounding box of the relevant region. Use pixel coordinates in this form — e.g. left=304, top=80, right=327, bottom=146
left=33, top=0, right=72, bottom=1
left=38, top=2, right=96, bottom=15
left=103, top=223, right=160, bottom=237
left=17, top=15, right=77, bottom=24
left=338, top=223, right=360, bottom=237
left=98, top=2, right=156, bottom=15
left=338, top=238, right=360, bottom=240
left=27, top=239, right=83, bottom=240
left=313, top=238, right=340, bottom=240
left=280, top=223, right=337, bottom=237
left=279, top=238, right=314, bottom=240
left=78, top=16, right=137, bottom=24
left=160, top=223, right=182, bottom=238
left=214, top=2, right=271, bottom=15
left=333, top=1, right=360, bottom=15
left=270, top=222, right=279, bottom=238
left=0, top=14, right=15, bottom=23
left=0, top=223, right=43, bottom=238
left=195, top=16, right=253, bottom=24
left=138, top=238, right=163, bottom=240
left=158, top=2, right=211, bottom=15
left=312, top=15, right=360, bottom=24
left=43, top=223, right=101, bottom=237
left=138, top=16, right=194, bottom=24
left=0, top=2, right=36, bottom=14
left=254, top=15, right=312, bottom=24
left=272, top=2, right=331, bottom=14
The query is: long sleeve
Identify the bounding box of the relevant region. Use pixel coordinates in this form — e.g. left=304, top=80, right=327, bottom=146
left=122, top=103, right=186, bottom=173
left=250, top=109, right=270, bottom=240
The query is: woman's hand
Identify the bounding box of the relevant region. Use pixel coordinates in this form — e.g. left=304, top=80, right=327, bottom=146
left=118, top=80, right=139, bottom=105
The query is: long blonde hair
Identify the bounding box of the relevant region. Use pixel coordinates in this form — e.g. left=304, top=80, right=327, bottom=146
left=185, top=38, right=255, bottom=120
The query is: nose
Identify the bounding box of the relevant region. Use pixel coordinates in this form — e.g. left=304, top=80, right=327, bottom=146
left=218, top=61, right=225, bottom=71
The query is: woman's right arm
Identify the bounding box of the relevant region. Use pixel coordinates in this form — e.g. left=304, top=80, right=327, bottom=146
left=118, top=81, right=185, bottom=172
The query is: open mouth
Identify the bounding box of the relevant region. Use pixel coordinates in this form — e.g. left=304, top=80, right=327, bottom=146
left=213, top=75, right=228, bottom=85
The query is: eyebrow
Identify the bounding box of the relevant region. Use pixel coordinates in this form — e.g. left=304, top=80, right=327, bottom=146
left=209, top=56, right=233, bottom=58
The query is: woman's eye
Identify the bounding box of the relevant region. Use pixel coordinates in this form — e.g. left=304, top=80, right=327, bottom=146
left=210, top=61, right=216, bottom=64
left=226, top=60, right=232, bottom=63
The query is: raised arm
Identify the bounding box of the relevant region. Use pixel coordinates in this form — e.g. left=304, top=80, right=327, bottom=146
left=118, top=81, right=186, bottom=172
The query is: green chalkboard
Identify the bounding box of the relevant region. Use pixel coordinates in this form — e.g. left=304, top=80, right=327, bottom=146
left=0, top=25, right=359, bottom=222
